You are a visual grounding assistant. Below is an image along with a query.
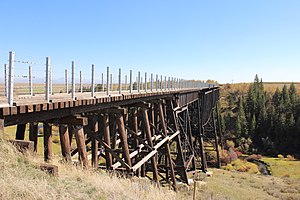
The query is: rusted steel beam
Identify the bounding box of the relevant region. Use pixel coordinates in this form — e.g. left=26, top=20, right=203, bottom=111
left=16, top=124, right=26, bottom=140
left=43, top=122, right=53, bottom=162
left=29, top=122, right=38, bottom=152
left=74, top=125, right=88, bottom=168
left=59, top=124, right=72, bottom=164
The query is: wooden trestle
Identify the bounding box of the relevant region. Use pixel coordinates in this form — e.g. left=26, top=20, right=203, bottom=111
left=0, top=88, right=221, bottom=190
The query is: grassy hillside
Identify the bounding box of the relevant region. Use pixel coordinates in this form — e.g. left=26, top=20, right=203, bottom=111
left=0, top=141, right=176, bottom=200
left=1, top=140, right=300, bottom=199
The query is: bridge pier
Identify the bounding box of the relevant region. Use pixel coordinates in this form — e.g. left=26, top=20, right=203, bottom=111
left=102, top=114, right=112, bottom=169
left=29, top=122, right=38, bottom=152
left=59, top=124, right=72, bottom=164
left=90, top=116, right=99, bottom=169
left=16, top=124, right=26, bottom=140
left=43, top=122, right=53, bottom=162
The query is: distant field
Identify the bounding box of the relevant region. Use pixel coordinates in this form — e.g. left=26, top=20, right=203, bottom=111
left=261, top=157, right=300, bottom=179
left=0, top=82, right=134, bottom=96
left=220, top=82, right=300, bottom=95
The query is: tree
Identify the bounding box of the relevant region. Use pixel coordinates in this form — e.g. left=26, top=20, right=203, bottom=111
left=249, top=114, right=256, bottom=135
left=289, top=83, right=297, bottom=112
left=236, top=97, right=248, bottom=138
left=282, top=85, right=291, bottom=110
left=222, top=74, right=300, bottom=154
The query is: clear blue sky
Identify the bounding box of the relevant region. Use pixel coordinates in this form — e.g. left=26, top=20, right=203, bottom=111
left=0, top=0, right=299, bottom=84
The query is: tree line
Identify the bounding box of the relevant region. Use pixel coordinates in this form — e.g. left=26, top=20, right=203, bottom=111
left=221, top=75, right=300, bottom=155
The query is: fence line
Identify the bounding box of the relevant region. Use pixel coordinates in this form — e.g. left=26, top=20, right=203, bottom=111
left=2, top=51, right=218, bottom=105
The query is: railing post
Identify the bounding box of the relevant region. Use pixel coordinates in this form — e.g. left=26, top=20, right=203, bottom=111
left=173, top=77, right=175, bottom=90
left=106, top=66, right=110, bottom=96
left=8, top=51, right=14, bottom=106
left=110, top=73, right=113, bottom=91
left=164, top=76, right=167, bottom=90
left=144, top=72, right=147, bottom=92
left=65, top=69, right=68, bottom=93
left=49, top=66, right=52, bottom=95
left=80, top=70, right=83, bottom=93
left=156, top=74, right=158, bottom=91
left=45, top=57, right=50, bottom=103
left=4, top=64, right=8, bottom=97
left=150, top=73, right=153, bottom=92
left=101, top=73, right=104, bottom=92
left=141, top=77, right=143, bottom=91
left=125, top=75, right=127, bottom=91
left=160, top=75, right=163, bottom=90
left=118, top=68, right=122, bottom=94
left=174, top=77, right=176, bottom=90
left=137, top=71, right=140, bottom=93
left=129, top=70, right=133, bottom=94
left=29, top=66, right=33, bottom=96
left=71, top=61, right=75, bottom=100
left=91, top=64, right=95, bottom=97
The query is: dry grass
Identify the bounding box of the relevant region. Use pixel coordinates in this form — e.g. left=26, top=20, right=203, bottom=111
left=1, top=139, right=300, bottom=200
left=0, top=141, right=177, bottom=200
left=220, top=82, right=300, bottom=96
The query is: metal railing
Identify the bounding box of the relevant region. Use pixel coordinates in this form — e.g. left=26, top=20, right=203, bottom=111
left=1, top=51, right=218, bottom=106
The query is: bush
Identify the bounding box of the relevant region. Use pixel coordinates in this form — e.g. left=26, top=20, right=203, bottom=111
left=206, top=151, right=217, bottom=163
left=222, top=164, right=234, bottom=171
left=247, top=154, right=262, bottom=160
left=236, top=151, right=242, bottom=157
left=278, top=154, right=284, bottom=159
left=226, top=140, right=235, bottom=149
left=286, top=155, right=296, bottom=161
left=222, top=159, right=259, bottom=174
left=227, top=148, right=238, bottom=162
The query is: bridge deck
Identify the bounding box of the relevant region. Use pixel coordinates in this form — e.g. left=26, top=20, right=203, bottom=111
left=0, top=87, right=216, bottom=126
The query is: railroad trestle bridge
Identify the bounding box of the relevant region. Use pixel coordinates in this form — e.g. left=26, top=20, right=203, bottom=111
left=0, top=51, right=222, bottom=190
